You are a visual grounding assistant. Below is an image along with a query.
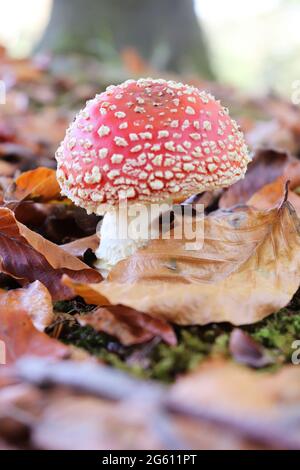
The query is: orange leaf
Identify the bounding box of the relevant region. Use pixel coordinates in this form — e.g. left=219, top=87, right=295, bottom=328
left=14, top=167, right=61, bottom=202
left=248, top=159, right=300, bottom=213
left=219, top=149, right=294, bottom=208
left=61, top=234, right=99, bottom=259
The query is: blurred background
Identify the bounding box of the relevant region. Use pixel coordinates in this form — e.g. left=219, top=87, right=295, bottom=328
left=0, top=0, right=299, bottom=97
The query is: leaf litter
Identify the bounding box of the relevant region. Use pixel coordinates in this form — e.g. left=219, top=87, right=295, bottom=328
left=1, top=49, right=300, bottom=449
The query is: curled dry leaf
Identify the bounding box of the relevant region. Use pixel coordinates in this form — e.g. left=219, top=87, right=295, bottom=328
left=12, top=167, right=61, bottom=202
left=248, top=159, right=300, bottom=213
left=61, top=234, right=99, bottom=259
left=0, top=207, right=102, bottom=301
left=0, top=281, right=53, bottom=331
left=219, top=149, right=294, bottom=208
left=77, top=305, right=177, bottom=346
left=64, top=197, right=300, bottom=325
left=14, top=202, right=100, bottom=245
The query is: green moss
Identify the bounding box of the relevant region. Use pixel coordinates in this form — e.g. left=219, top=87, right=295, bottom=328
left=250, top=308, right=300, bottom=362
left=57, top=291, right=300, bottom=383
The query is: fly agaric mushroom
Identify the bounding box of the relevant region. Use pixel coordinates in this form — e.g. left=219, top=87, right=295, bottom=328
left=56, top=78, right=250, bottom=276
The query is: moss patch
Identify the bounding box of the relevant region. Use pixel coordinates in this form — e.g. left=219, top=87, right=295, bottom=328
left=55, top=290, right=300, bottom=383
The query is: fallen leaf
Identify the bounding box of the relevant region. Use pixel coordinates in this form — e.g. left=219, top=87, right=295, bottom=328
left=248, top=159, right=300, bottom=213
left=0, top=308, right=68, bottom=365
left=61, top=234, right=99, bottom=259
left=13, top=167, right=61, bottom=202
left=219, top=149, right=293, bottom=208
left=264, top=97, right=300, bottom=136
left=0, top=281, right=53, bottom=331
left=167, top=359, right=300, bottom=449
left=248, top=178, right=300, bottom=213
left=64, top=196, right=300, bottom=325
left=77, top=305, right=177, bottom=346
left=229, top=329, right=273, bottom=368
left=13, top=202, right=100, bottom=245
left=32, top=395, right=164, bottom=450
left=0, top=142, right=37, bottom=172
left=0, top=207, right=102, bottom=300
left=169, top=359, right=299, bottom=414
left=246, top=120, right=298, bottom=154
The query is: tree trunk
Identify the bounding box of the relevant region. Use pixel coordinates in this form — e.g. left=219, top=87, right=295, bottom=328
left=36, top=0, right=214, bottom=78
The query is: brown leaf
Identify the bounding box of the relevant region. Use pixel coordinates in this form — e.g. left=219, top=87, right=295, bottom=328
left=264, top=97, right=300, bottom=136
left=167, top=359, right=300, bottom=449
left=219, top=149, right=293, bottom=208
left=246, top=120, right=298, bottom=155
left=0, top=307, right=68, bottom=366
left=0, top=142, right=37, bottom=172
left=13, top=167, right=61, bottom=202
left=229, top=329, right=273, bottom=368
left=0, top=207, right=102, bottom=300
left=248, top=159, right=300, bottom=213
left=77, top=305, right=177, bottom=346
left=0, top=281, right=54, bottom=331
left=13, top=202, right=100, bottom=245
left=64, top=197, right=300, bottom=325
left=169, top=359, right=291, bottom=414
left=61, top=234, right=99, bottom=259
left=32, top=395, right=164, bottom=450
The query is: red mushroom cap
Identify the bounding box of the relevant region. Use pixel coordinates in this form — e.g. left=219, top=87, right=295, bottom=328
left=56, top=78, right=250, bottom=214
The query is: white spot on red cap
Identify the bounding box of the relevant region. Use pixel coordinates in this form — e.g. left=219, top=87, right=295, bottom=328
left=99, top=148, right=108, bottom=159
left=115, top=111, right=126, bottom=118
left=111, top=154, right=124, bottom=164
left=185, top=106, right=195, bottom=115
left=97, top=125, right=110, bottom=137
left=114, top=136, right=128, bottom=147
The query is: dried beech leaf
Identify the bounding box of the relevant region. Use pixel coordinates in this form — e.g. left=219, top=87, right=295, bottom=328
left=248, top=178, right=300, bottom=213
left=0, top=281, right=54, bottom=331
left=0, top=306, right=68, bottom=365
left=219, top=150, right=295, bottom=208
left=166, top=359, right=300, bottom=449
left=168, top=358, right=300, bottom=424
left=64, top=198, right=300, bottom=325
left=77, top=305, right=177, bottom=346
left=13, top=167, right=61, bottom=202
left=61, top=234, right=99, bottom=259
left=14, top=202, right=100, bottom=245
left=0, top=208, right=101, bottom=300
left=248, top=160, right=300, bottom=213
left=246, top=120, right=297, bottom=154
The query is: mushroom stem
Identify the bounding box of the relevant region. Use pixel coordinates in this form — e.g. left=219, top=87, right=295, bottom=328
left=94, top=203, right=160, bottom=277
